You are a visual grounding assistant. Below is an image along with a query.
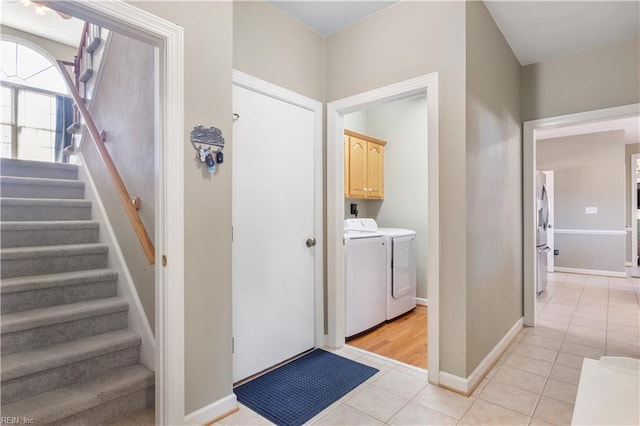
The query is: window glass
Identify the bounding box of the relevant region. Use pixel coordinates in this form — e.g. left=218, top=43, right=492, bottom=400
left=0, top=123, right=12, bottom=157
left=18, top=90, right=56, bottom=130
left=0, top=41, right=17, bottom=78
left=17, top=127, right=55, bottom=162
left=1, top=86, right=12, bottom=125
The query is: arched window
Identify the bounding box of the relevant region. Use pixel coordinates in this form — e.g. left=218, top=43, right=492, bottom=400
left=1, top=40, right=68, bottom=93
left=1, top=39, right=72, bottom=162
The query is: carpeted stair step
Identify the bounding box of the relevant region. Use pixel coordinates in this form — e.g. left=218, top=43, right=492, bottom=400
left=0, top=243, right=108, bottom=279
left=1, top=269, right=118, bottom=314
left=1, top=364, right=154, bottom=425
left=0, top=198, right=91, bottom=221
left=1, top=297, right=129, bottom=355
left=0, top=176, right=85, bottom=199
left=1, top=329, right=141, bottom=404
left=0, top=158, right=79, bottom=180
left=0, top=220, right=100, bottom=248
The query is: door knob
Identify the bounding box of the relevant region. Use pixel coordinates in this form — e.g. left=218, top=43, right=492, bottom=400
left=306, top=238, right=316, bottom=247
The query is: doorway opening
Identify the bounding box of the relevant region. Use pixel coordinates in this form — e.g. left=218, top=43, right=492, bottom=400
left=523, top=103, right=640, bottom=326
left=341, top=95, right=428, bottom=369
left=327, top=73, right=440, bottom=384
left=16, top=2, right=185, bottom=424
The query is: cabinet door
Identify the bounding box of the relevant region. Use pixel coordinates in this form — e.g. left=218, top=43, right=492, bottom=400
left=348, top=137, right=367, bottom=198
left=367, top=142, right=384, bottom=199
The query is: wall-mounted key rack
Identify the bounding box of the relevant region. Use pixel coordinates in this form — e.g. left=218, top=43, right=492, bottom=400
left=190, top=124, right=225, bottom=174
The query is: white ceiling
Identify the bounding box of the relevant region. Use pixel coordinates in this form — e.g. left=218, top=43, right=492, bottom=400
left=484, top=1, right=640, bottom=66
left=269, top=1, right=399, bottom=36
left=0, top=0, right=83, bottom=48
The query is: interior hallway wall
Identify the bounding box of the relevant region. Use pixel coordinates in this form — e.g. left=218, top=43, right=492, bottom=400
left=233, top=1, right=325, bottom=101
left=537, top=130, right=626, bottom=273
left=521, top=37, right=640, bottom=121
left=465, top=0, right=523, bottom=375
left=365, top=96, right=429, bottom=300
left=127, top=0, right=233, bottom=415
left=326, top=0, right=468, bottom=377
left=81, top=32, right=155, bottom=330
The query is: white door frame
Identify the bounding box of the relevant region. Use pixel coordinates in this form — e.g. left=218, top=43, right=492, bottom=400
left=542, top=170, right=555, bottom=272
left=327, top=73, right=440, bottom=384
left=631, top=154, right=639, bottom=266
left=232, top=70, right=325, bottom=349
left=42, top=1, right=185, bottom=424
left=523, top=103, right=640, bottom=326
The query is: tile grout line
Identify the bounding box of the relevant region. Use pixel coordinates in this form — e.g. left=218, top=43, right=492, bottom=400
left=529, top=273, right=583, bottom=421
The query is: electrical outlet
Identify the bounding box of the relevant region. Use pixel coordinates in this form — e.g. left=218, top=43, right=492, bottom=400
left=585, top=207, right=598, bottom=215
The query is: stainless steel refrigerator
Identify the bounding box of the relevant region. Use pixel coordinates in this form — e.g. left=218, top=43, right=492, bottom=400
left=536, top=171, right=551, bottom=294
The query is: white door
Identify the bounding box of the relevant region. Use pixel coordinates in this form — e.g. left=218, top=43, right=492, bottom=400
left=232, top=84, right=316, bottom=382
left=543, top=170, right=554, bottom=272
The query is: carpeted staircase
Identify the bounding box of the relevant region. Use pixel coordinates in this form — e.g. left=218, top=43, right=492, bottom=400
left=0, top=157, right=154, bottom=425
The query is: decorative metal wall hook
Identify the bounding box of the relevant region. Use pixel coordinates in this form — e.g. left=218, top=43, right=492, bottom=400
left=190, top=125, right=225, bottom=151
left=190, top=125, right=226, bottom=175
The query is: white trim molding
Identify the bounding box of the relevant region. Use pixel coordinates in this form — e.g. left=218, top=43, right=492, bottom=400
left=439, top=317, right=524, bottom=395
left=523, top=103, right=640, bottom=328
left=77, top=154, right=155, bottom=369
left=554, top=267, right=627, bottom=278
left=184, top=394, right=237, bottom=425
left=416, top=298, right=429, bottom=306
left=41, top=1, right=187, bottom=424
left=554, top=229, right=627, bottom=236
left=327, top=73, right=440, bottom=384
left=231, top=70, right=325, bottom=349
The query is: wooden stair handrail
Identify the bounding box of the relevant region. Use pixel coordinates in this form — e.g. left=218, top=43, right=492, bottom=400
left=58, top=60, right=156, bottom=265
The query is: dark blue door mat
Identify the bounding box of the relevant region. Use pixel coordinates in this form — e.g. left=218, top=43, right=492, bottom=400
left=234, top=349, right=378, bottom=426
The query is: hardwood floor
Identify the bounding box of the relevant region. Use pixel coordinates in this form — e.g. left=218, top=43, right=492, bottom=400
left=347, top=305, right=428, bottom=369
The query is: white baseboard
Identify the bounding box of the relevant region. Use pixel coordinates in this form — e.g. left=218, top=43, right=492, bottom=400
left=438, top=317, right=523, bottom=395
left=416, top=298, right=429, bottom=306
left=555, top=266, right=627, bottom=278
left=78, top=154, right=155, bottom=369
left=184, top=394, right=237, bottom=425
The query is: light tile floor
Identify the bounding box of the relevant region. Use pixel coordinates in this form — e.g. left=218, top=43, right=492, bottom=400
left=216, top=272, right=639, bottom=425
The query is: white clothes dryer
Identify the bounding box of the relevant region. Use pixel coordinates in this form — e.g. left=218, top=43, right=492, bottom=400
left=377, top=228, right=417, bottom=320
left=344, top=219, right=387, bottom=338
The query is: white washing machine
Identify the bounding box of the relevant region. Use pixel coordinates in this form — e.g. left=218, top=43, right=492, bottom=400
left=377, top=227, right=417, bottom=320
left=344, top=219, right=387, bottom=338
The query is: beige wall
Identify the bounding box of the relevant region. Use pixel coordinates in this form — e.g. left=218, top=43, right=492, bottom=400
left=233, top=1, right=325, bottom=101
left=465, top=0, right=522, bottom=375
left=555, top=234, right=626, bottom=272
left=327, top=0, right=468, bottom=377
left=537, top=131, right=626, bottom=273
left=0, top=25, right=77, bottom=61
left=522, top=37, right=640, bottom=121
left=127, top=1, right=233, bottom=415
left=81, top=32, right=155, bottom=330
left=360, top=96, right=429, bottom=299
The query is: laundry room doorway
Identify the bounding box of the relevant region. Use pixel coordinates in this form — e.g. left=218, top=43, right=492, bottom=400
left=327, top=74, right=441, bottom=383
left=231, top=71, right=323, bottom=383
left=342, top=98, right=428, bottom=369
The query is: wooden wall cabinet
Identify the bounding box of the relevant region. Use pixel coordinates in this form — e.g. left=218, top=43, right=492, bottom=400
left=344, top=130, right=386, bottom=200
